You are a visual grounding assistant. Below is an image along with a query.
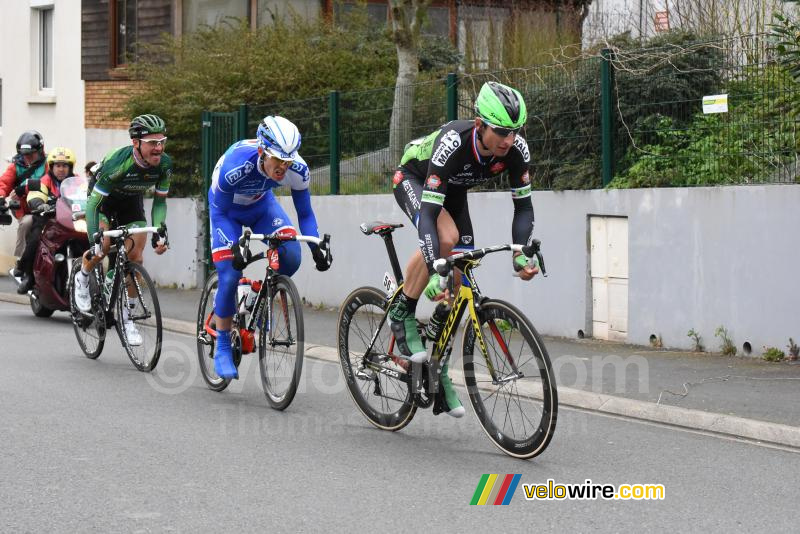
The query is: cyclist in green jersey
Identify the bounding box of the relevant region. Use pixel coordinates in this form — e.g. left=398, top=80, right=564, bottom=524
left=73, top=114, right=171, bottom=345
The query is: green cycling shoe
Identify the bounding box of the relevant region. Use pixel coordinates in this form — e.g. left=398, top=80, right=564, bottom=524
left=440, top=364, right=465, bottom=418
left=388, top=297, right=428, bottom=363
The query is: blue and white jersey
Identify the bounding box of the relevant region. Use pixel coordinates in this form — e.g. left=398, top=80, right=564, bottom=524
left=209, top=139, right=310, bottom=210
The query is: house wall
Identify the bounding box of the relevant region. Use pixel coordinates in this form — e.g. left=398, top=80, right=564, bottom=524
left=0, top=0, right=86, bottom=167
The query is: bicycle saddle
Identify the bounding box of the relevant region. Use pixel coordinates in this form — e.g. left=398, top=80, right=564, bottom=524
left=359, top=221, right=404, bottom=236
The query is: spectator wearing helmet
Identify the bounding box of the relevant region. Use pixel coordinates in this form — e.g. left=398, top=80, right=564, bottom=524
left=13, top=147, right=79, bottom=293
left=386, top=81, right=536, bottom=417
left=0, top=131, right=48, bottom=275
left=72, top=114, right=171, bottom=346
left=205, top=115, right=331, bottom=379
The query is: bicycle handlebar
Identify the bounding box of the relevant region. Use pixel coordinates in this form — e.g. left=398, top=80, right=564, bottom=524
left=91, top=225, right=167, bottom=257
left=234, top=229, right=331, bottom=271
left=432, top=239, right=547, bottom=278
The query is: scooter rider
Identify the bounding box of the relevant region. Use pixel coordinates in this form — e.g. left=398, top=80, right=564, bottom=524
left=0, top=131, right=48, bottom=276
left=15, top=147, right=78, bottom=293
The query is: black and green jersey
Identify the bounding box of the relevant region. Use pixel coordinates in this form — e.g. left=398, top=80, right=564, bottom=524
left=86, top=145, right=172, bottom=237
left=396, top=120, right=534, bottom=271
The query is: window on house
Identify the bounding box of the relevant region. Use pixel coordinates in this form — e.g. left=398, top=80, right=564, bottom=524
left=458, top=6, right=508, bottom=71
left=335, top=2, right=388, bottom=28
left=257, top=0, right=320, bottom=27
left=182, top=0, right=249, bottom=33
left=38, top=7, right=54, bottom=89
left=114, top=0, right=138, bottom=66
left=422, top=6, right=450, bottom=38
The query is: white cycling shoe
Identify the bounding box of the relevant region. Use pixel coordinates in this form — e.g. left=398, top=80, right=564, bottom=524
left=123, top=319, right=143, bottom=346
left=73, top=275, right=93, bottom=313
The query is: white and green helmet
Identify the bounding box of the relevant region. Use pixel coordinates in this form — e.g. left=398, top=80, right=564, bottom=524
left=129, top=114, right=166, bottom=139
left=474, top=81, right=527, bottom=129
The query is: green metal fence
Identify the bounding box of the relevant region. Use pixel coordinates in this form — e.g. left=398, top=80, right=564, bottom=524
left=201, top=33, right=799, bottom=196
left=200, top=109, right=246, bottom=277
left=612, top=33, right=798, bottom=187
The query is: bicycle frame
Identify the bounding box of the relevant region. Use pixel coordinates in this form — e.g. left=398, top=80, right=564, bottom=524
left=202, top=229, right=329, bottom=349
left=360, top=259, right=510, bottom=405
left=358, top=224, right=541, bottom=406
left=96, top=226, right=161, bottom=325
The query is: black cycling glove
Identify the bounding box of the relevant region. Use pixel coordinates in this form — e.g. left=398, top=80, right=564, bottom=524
left=311, top=245, right=332, bottom=272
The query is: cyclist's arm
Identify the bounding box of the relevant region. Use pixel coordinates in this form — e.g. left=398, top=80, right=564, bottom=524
left=418, top=171, right=451, bottom=274
left=290, top=188, right=320, bottom=249
left=85, top=190, right=105, bottom=239
left=150, top=163, right=171, bottom=228
left=85, top=169, right=116, bottom=238
left=508, top=136, right=535, bottom=246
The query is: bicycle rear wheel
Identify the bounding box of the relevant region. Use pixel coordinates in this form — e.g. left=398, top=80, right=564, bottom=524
left=68, top=259, right=106, bottom=359
left=461, top=299, right=557, bottom=459
left=258, top=275, right=303, bottom=410
left=337, top=286, right=416, bottom=431
left=116, top=262, right=162, bottom=372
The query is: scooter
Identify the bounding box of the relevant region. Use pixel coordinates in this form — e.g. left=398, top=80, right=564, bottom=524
left=6, top=175, right=90, bottom=317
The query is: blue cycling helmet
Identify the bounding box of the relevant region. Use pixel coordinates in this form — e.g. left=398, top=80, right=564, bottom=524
left=257, top=116, right=301, bottom=161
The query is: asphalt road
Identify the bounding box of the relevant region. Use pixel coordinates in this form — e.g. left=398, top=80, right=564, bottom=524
left=1, top=300, right=798, bottom=531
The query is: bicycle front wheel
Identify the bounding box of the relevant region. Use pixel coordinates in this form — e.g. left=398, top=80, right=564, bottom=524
left=462, top=299, right=557, bottom=459
left=116, top=262, right=163, bottom=372
left=258, top=275, right=303, bottom=410
left=197, top=271, right=237, bottom=392
left=337, top=286, right=416, bottom=431
left=68, top=260, right=106, bottom=359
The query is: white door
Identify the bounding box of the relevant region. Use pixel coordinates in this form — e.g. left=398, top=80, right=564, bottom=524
left=590, top=216, right=629, bottom=341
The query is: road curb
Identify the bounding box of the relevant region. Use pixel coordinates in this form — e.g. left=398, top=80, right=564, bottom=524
left=3, top=290, right=799, bottom=449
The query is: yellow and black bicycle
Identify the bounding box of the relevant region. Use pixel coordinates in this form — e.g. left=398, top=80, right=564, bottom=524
left=337, top=221, right=558, bottom=459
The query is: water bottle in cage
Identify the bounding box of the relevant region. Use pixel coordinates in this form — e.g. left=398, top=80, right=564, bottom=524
left=237, top=278, right=251, bottom=314
left=424, top=302, right=450, bottom=341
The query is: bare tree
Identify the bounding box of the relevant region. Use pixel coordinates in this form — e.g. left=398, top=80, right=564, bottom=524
left=388, top=0, right=432, bottom=164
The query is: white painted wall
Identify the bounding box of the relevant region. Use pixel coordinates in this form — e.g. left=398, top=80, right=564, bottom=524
left=278, top=185, right=800, bottom=353
left=3, top=185, right=799, bottom=353
left=0, top=0, right=86, bottom=167
left=85, top=129, right=133, bottom=167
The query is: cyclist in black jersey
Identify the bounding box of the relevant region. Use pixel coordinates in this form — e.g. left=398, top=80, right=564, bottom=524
left=390, top=81, right=539, bottom=417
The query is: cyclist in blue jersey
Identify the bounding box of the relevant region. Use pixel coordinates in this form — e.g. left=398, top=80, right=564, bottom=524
left=208, top=115, right=332, bottom=379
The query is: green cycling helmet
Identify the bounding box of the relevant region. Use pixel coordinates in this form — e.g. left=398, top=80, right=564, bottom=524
left=129, top=114, right=166, bottom=139
left=474, top=81, right=527, bottom=129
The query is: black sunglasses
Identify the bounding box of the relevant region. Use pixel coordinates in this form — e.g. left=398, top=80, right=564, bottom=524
left=488, top=124, right=521, bottom=137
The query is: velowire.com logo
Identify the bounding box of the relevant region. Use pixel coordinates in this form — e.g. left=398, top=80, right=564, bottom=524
left=470, top=474, right=521, bottom=506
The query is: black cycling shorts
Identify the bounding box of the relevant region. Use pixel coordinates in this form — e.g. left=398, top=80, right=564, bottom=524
left=391, top=168, right=475, bottom=251
left=98, top=194, right=146, bottom=229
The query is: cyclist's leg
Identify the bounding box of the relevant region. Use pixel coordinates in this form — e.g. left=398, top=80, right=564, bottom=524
left=394, top=177, right=460, bottom=299
left=100, top=196, right=149, bottom=345
left=436, top=194, right=473, bottom=417
left=78, top=196, right=120, bottom=274
left=250, top=192, right=301, bottom=276
left=116, top=195, right=148, bottom=265
left=209, top=207, right=243, bottom=379
left=74, top=207, right=112, bottom=312
left=388, top=172, right=459, bottom=361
